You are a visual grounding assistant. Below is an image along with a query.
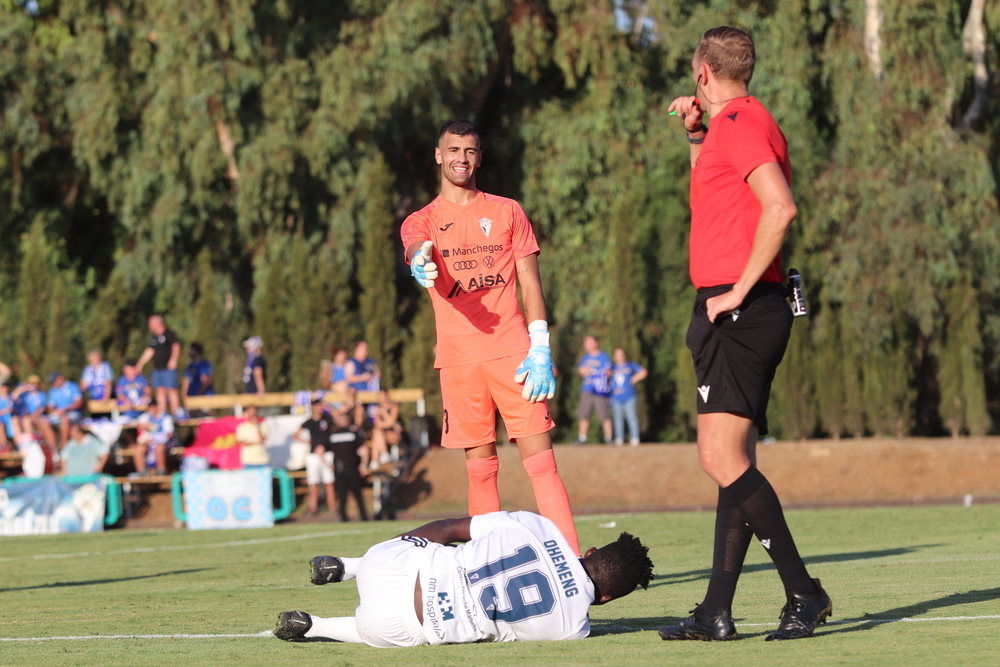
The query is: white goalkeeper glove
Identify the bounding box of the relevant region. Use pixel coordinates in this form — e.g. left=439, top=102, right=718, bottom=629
left=410, top=240, right=439, bottom=288
left=514, top=320, right=556, bottom=402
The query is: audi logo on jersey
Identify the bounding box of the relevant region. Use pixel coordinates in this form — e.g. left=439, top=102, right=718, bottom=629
left=452, top=260, right=478, bottom=271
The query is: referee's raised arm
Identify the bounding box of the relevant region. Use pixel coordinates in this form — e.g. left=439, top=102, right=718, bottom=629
left=667, top=95, right=705, bottom=168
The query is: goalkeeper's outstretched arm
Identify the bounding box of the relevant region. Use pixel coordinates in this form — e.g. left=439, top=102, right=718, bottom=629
left=406, top=239, right=438, bottom=288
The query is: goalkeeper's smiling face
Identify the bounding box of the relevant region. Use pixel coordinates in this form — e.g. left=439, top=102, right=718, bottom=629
left=436, top=131, right=481, bottom=189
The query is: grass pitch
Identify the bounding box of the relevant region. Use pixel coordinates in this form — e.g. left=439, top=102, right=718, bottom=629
left=2, top=504, right=998, bottom=666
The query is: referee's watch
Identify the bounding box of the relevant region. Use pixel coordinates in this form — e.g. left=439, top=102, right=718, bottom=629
left=687, top=123, right=707, bottom=145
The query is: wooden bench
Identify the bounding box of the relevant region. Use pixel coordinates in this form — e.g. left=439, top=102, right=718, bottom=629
left=89, top=388, right=426, bottom=419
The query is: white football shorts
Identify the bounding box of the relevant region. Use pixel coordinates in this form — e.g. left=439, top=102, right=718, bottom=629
left=354, top=538, right=431, bottom=647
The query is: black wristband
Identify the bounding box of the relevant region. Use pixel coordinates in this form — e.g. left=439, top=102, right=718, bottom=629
left=687, top=123, right=707, bottom=144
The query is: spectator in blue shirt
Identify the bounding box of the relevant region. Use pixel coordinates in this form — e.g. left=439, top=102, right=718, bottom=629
left=80, top=349, right=115, bottom=401
left=182, top=342, right=215, bottom=400
left=0, top=382, right=13, bottom=451
left=12, top=375, right=57, bottom=447
left=344, top=341, right=379, bottom=428
left=116, top=359, right=152, bottom=420
left=611, top=347, right=648, bottom=446
left=242, top=336, right=267, bottom=395
left=576, top=335, right=613, bottom=445
left=47, top=371, right=84, bottom=449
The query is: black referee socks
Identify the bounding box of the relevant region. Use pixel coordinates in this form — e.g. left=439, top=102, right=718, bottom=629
left=697, top=466, right=819, bottom=618
left=724, top=466, right=818, bottom=598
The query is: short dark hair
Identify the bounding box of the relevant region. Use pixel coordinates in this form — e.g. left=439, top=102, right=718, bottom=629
left=584, top=532, right=654, bottom=602
left=190, top=342, right=204, bottom=355
left=438, top=118, right=479, bottom=140
left=694, top=26, right=755, bottom=85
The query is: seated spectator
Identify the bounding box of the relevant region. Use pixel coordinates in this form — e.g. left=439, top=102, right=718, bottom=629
left=0, top=382, right=13, bottom=451
left=61, top=422, right=111, bottom=476
left=80, top=349, right=114, bottom=402
left=295, top=400, right=336, bottom=516
left=327, top=410, right=369, bottom=522
left=242, top=336, right=267, bottom=395
left=369, top=389, right=403, bottom=467
left=236, top=405, right=270, bottom=468
left=47, top=371, right=84, bottom=450
left=14, top=432, right=45, bottom=478
left=0, top=361, right=10, bottom=385
left=12, top=375, right=56, bottom=448
left=344, top=341, right=379, bottom=428
left=181, top=342, right=215, bottom=417
left=134, top=401, right=174, bottom=475
left=116, top=359, right=152, bottom=420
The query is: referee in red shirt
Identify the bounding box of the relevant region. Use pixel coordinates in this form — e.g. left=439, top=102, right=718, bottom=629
left=659, top=27, right=831, bottom=642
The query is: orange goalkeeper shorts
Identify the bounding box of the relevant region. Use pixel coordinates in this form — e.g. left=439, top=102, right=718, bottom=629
left=438, top=353, right=554, bottom=449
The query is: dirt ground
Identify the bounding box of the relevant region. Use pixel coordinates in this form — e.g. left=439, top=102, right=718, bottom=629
left=390, top=437, right=1000, bottom=518
left=126, top=437, right=1000, bottom=526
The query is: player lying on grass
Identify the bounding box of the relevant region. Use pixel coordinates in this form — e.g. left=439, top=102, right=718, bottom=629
left=274, top=511, right=654, bottom=647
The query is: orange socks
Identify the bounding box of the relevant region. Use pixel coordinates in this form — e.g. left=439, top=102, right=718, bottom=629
left=523, top=449, right=581, bottom=556
left=465, top=455, right=500, bottom=515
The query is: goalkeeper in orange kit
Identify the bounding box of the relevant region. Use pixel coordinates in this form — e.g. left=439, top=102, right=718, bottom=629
left=401, top=119, right=579, bottom=555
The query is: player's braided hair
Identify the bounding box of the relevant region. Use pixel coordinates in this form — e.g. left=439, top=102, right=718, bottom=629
left=587, top=532, right=654, bottom=601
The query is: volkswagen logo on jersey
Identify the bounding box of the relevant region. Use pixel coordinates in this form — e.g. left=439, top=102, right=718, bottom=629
left=453, top=260, right=478, bottom=271
left=478, top=217, right=492, bottom=237
left=483, top=255, right=495, bottom=268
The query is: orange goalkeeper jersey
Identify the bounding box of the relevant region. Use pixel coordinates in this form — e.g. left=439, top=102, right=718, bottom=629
left=401, top=191, right=540, bottom=368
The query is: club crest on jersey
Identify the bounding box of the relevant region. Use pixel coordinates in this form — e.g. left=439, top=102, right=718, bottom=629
left=478, top=217, right=493, bottom=237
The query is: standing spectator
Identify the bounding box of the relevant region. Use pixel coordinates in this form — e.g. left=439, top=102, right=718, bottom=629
left=344, top=341, right=379, bottom=428
left=401, top=119, right=578, bottom=555
left=332, top=349, right=349, bottom=392
left=242, top=336, right=267, bottom=395
left=318, top=349, right=349, bottom=392
left=46, top=371, right=84, bottom=450
left=181, top=342, right=215, bottom=401
left=80, top=350, right=114, bottom=402
left=12, top=375, right=56, bottom=447
left=659, top=27, right=830, bottom=643
left=61, top=422, right=110, bottom=476
left=134, top=400, right=174, bottom=475
left=236, top=405, right=270, bottom=468
left=327, top=410, right=369, bottom=522
left=611, top=347, right=648, bottom=446
left=0, top=382, right=13, bottom=451
left=576, top=335, right=613, bottom=445
left=135, top=314, right=182, bottom=418
left=295, top=400, right=336, bottom=516
left=116, top=359, right=152, bottom=419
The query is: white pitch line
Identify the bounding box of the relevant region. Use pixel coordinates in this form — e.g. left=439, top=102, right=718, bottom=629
left=0, top=526, right=396, bottom=563
left=0, top=631, right=274, bottom=642
left=5, top=615, right=1000, bottom=642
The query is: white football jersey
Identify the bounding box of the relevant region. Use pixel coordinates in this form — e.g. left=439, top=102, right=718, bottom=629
left=419, top=511, right=594, bottom=644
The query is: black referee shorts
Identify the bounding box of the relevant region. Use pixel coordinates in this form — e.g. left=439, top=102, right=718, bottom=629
left=685, top=282, right=792, bottom=436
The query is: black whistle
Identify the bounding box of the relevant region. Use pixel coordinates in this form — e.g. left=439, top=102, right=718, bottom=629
left=787, top=268, right=808, bottom=317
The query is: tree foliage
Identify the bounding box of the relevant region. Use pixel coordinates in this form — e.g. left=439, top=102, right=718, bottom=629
left=1, top=0, right=998, bottom=439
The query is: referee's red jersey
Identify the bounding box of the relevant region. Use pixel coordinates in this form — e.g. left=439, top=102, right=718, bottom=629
left=689, top=97, right=791, bottom=289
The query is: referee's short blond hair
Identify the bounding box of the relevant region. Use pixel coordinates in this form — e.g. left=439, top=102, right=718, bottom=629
left=694, top=26, right=755, bottom=85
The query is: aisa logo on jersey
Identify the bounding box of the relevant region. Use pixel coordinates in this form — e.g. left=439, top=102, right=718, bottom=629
left=447, top=273, right=507, bottom=298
